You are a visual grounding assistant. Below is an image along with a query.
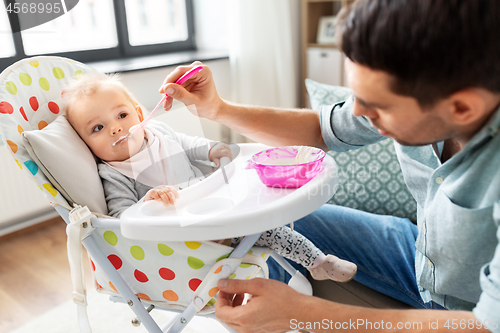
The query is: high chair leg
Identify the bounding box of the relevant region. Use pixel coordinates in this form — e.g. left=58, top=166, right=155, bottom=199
left=204, top=313, right=240, bottom=333
left=82, top=236, right=164, bottom=333
left=57, top=206, right=164, bottom=333
left=164, top=303, right=197, bottom=332
left=219, top=321, right=240, bottom=333
left=270, top=252, right=313, bottom=296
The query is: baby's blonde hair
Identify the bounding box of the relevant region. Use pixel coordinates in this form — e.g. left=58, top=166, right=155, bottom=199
left=63, top=72, right=140, bottom=116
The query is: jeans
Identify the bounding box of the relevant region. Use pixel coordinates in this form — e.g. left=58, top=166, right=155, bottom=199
left=268, top=204, right=443, bottom=309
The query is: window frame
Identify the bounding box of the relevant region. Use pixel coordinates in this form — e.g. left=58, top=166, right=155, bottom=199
left=0, top=0, right=196, bottom=71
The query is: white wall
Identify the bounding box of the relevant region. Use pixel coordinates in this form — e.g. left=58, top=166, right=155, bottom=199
left=193, top=0, right=302, bottom=107
left=193, top=0, right=229, bottom=52
left=290, top=0, right=302, bottom=104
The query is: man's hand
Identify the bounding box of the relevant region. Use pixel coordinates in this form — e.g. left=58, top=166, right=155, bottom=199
left=159, top=61, right=223, bottom=121
left=215, top=278, right=303, bottom=333
left=209, top=142, right=233, bottom=168
left=144, top=186, right=180, bottom=206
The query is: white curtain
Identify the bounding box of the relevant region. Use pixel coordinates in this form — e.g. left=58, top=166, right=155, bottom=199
left=226, top=0, right=300, bottom=109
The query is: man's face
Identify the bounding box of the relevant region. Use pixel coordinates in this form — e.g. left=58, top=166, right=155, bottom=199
left=345, top=59, right=452, bottom=146
left=67, top=85, right=144, bottom=162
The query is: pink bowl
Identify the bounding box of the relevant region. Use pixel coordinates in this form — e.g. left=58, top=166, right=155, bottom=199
left=247, top=146, right=326, bottom=188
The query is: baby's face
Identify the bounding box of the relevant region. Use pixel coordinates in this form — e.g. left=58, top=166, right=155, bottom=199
left=67, top=85, right=145, bottom=162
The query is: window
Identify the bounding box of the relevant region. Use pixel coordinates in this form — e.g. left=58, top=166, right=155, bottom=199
left=21, top=0, right=118, bottom=55
left=124, top=0, right=188, bottom=46
left=0, top=0, right=195, bottom=71
left=0, top=8, right=15, bottom=58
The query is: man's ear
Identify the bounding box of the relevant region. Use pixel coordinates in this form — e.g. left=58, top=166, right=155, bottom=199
left=447, top=89, right=487, bottom=126
left=136, top=104, right=144, bottom=122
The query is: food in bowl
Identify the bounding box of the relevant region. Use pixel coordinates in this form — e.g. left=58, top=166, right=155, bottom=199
left=247, top=146, right=325, bottom=188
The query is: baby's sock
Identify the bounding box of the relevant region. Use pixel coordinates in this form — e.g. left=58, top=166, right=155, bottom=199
left=308, top=253, right=326, bottom=269
left=307, top=254, right=357, bottom=283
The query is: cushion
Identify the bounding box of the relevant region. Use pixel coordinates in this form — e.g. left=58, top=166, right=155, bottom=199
left=22, top=115, right=108, bottom=215
left=305, top=79, right=417, bottom=222
left=306, top=78, right=352, bottom=111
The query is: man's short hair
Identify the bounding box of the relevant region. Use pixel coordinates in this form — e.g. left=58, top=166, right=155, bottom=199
left=338, top=0, right=500, bottom=106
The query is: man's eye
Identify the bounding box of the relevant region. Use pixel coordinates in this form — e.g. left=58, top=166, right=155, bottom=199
left=92, top=125, right=103, bottom=132
left=119, top=112, right=127, bottom=119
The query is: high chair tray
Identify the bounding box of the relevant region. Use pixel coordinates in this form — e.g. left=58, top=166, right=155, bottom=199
left=120, top=143, right=338, bottom=241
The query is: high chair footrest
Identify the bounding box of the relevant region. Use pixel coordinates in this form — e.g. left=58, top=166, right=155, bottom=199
left=72, top=292, right=87, bottom=306
left=191, top=257, right=242, bottom=312
left=288, top=271, right=313, bottom=296
left=191, top=252, right=270, bottom=312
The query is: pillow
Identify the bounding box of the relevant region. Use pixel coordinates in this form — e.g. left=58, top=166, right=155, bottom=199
left=305, top=79, right=417, bottom=222
left=22, top=115, right=108, bottom=215
left=305, top=78, right=352, bottom=111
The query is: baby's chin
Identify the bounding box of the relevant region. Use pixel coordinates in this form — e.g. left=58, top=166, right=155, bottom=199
left=102, top=146, right=134, bottom=162
left=103, top=152, right=130, bottom=162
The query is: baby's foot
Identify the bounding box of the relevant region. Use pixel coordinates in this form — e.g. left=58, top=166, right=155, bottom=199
left=308, top=254, right=357, bottom=283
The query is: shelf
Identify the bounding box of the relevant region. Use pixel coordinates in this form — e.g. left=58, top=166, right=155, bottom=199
left=308, top=43, right=338, bottom=48
left=301, top=0, right=350, bottom=106
left=87, top=50, right=229, bottom=74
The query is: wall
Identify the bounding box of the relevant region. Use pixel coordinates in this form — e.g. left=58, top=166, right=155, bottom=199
left=193, top=0, right=302, bottom=108
left=290, top=0, right=303, bottom=105
left=193, top=0, right=229, bottom=52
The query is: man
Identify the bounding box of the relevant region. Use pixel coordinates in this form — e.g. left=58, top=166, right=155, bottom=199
left=160, top=0, right=500, bottom=331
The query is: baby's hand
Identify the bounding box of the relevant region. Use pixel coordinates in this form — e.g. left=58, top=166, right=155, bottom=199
left=144, top=186, right=180, bottom=206
left=209, top=142, right=233, bottom=167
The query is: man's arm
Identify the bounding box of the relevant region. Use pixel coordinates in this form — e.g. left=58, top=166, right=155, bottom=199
left=216, top=278, right=491, bottom=333
left=216, top=100, right=327, bottom=149
left=159, top=62, right=327, bottom=149
left=297, top=295, right=489, bottom=333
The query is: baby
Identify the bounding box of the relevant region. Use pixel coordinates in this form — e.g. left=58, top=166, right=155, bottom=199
left=63, top=73, right=357, bottom=283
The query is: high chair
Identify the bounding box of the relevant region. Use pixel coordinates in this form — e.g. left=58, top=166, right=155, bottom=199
left=0, top=56, right=338, bottom=333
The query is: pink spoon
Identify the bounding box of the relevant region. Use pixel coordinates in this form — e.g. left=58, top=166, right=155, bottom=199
left=113, top=65, right=203, bottom=146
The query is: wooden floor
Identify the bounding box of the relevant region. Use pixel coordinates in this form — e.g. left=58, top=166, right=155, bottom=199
left=0, top=217, right=92, bottom=332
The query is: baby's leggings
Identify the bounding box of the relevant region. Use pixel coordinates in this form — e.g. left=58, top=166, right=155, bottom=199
left=231, top=226, right=322, bottom=268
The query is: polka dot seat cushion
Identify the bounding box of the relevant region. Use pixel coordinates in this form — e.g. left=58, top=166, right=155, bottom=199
left=92, top=229, right=270, bottom=312
left=0, top=57, right=271, bottom=313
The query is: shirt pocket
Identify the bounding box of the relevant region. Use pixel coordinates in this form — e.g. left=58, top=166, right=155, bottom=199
left=430, top=192, right=496, bottom=264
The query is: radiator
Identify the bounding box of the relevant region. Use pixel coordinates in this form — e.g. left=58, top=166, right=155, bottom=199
left=0, top=146, right=56, bottom=235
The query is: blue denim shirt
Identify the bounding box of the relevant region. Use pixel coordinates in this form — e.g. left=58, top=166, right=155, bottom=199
left=320, top=97, right=500, bottom=327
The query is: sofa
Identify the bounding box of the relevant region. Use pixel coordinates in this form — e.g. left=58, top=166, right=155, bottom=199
left=305, top=79, right=416, bottom=309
